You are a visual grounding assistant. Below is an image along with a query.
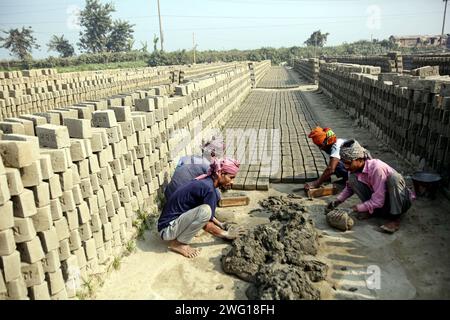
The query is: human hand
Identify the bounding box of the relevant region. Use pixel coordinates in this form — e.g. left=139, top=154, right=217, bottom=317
left=304, top=180, right=319, bottom=191
left=224, top=225, right=246, bottom=240
left=325, top=200, right=342, bottom=213
left=222, top=221, right=237, bottom=231
left=351, top=205, right=358, bottom=213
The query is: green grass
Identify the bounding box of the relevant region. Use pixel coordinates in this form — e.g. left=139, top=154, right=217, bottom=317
left=56, top=60, right=149, bottom=73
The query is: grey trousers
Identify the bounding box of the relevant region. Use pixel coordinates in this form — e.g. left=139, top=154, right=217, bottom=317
left=348, top=171, right=411, bottom=217
left=160, top=204, right=212, bottom=244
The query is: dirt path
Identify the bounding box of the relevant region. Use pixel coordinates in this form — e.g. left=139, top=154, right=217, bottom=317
left=94, top=69, right=450, bottom=300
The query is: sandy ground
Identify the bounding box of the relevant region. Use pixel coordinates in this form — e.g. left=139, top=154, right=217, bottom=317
left=93, top=78, right=450, bottom=300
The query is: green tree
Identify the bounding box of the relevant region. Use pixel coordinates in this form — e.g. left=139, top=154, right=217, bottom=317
left=304, top=30, right=330, bottom=47
left=152, top=34, right=159, bottom=52
left=106, top=20, right=135, bottom=52
left=47, top=35, right=75, bottom=58
left=78, top=0, right=115, bottom=53
left=0, top=26, right=40, bottom=60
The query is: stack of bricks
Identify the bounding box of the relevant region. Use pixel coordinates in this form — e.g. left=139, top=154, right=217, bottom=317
left=409, top=54, right=450, bottom=76
left=293, top=58, right=320, bottom=84
left=0, top=61, right=256, bottom=300
left=319, top=62, right=450, bottom=186
left=325, top=53, right=402, bottom=73
left=1, top=62, right=260, bottom=122
left=248, top=60, right=271, bottom=88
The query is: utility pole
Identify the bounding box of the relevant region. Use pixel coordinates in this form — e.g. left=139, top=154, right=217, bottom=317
left=442, top=0, right=448, bottom=47
left=157, top=0, right=164, bottom=51
left=192, top=32, right=197, bottom=64
left=314, top=33, right=317, bottom=59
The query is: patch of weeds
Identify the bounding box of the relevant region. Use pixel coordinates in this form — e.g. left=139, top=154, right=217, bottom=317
left=125, top=240, right=136, bottom=255
left=76, top=291, right=88, bottom=300
left=82, top=277, right=95, bottom=296
left=112, top=256, right=121, bottom=270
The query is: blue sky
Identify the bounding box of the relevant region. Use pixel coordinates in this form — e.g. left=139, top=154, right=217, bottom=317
left=0, top=0, right=447, bottom=59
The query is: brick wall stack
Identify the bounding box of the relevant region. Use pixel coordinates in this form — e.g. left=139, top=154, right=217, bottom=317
left=293, top=58, right=320, bottom=84
left=0, top=61, right=255, bottom=300
left=407, top=54, right=450, bottom=76
left=248, top=60, right=271, bottom=88
left=325, top=53, right=402, bottom=73
left=319, top=62, right=450, bottom=186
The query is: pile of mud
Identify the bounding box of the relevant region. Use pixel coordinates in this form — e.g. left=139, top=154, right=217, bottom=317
left=222, top=196, right=328, bottom=300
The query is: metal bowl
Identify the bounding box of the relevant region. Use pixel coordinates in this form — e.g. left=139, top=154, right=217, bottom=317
left=411, top=172, right=442, bottom=199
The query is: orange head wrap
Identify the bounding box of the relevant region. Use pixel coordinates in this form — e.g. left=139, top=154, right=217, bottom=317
left=308, top=126, right=337, bottom=147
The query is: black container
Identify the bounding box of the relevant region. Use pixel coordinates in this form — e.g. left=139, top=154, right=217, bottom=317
left=411, top=172, right=442, bottom=199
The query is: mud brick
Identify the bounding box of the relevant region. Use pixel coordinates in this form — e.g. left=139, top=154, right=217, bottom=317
left=37, top=226, right=59, bottom=253
left=19, top=114, right=47, bottom=127
left=86, top=256, right=99, bottom=275
left=31, top=182, right=50, bottom=208
left=0, top=174, right=11, bottom=205
left=69, top=139, right=88, bottom=161
left=47, top=175, right=62, bottom=200
left=0, top=250, right=21, bottom=281
left=17, top=236, right=45, bottom=263
left=12, top=189, right=37, bottom=218
left=21, top=261, right=45, bottom=287
left=40, top=148, right=69, bottom=173
left=79, top=179, right=93, bottom=199
left=79, top=223, right=92, bottom=242
left=60, top=190, right=75, bottom=213
left=70, top=164, right=80, bottom=185
left=28, top=281, right=50, bottom=300
left=58, top=239, right=70, bottom=262
left=85, top=195, right=98, bottom=215
left=2, top=133, right=40, bottom=156
left=0, top=201, right=14, bottom=230
left=98, top=146, right=114, bottom=167
left=35, top=112, right=60, bottom=125
left=90, top=211, right=102, bottom=233
left=77, top=201, right=90, bottom=225
left=97, top=189, right=106, bottom=208
left=5, top=117, right=35, bottom=136
left=32, top=205, right=53, bottom=232
left=0, top=141, right=39, bottom=168
left=13, top=217, right=37, bottom=243
left=49, top=198, right=63, bottom=221
left=135, top=98, right=155, bottom=112
left=68, top=229, right=82, bottom=251
left=113, top=174, right=125, bottom=190
left=106, top=199, right=115, bottom=217
left=83, top=238, right=96, bottom=261
left=36, top=124, right=70, bottom=149
left=64, top=210, right=79, bottom=231
left=112, top=230, right=122, bottom=247
left=102, top=222, right=113, bottom=241
left=64, top=118, right=92, bottom=139
left=105, top=126, right=121, bottom=144
left=110, top=106, right=132, bottom=122
left=39, top=154, right=54, bottom=180
left=73, top=247, right=87, bottom=268
left=6, top=276, right=28, bottom=300
left=69, top=105, right=92, bottom=120
left=72, top=185, right=83, bottom=205
left=119, top=120, right=135, bottom=137
left=53, top=217, right=70, bottom=241
left=131, top=114, right=146, bottom=131
left=77, top=159, right=89, bottom=179
left=19, top=160, right=42, bottom=188
left=89, top=173, right=100, bottom=193
left=45, top=269, right=65, bottom=295
left=0, top=121, right=25, bottom=134
left=88, top=155, right=100, bottom=174
left=102, top=183, right=112, bottom=202
left=92, top=110, right=118, bottom=128
left=98, top=206, right=108, bottom=225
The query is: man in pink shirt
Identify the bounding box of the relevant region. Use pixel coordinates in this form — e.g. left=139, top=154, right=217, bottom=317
left=327, top=139, right=412, bottom=233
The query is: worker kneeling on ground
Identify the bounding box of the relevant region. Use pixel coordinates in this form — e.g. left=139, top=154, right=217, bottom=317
left=164, top=138, right=224, bottom=200
left=157, top=158, right=244, bottom=258
left=305, top=126, right=349, bottom=190
left=327, top=139, right=412, bottom=234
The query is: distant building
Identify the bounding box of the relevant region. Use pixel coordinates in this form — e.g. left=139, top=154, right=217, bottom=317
left=390, top=35, right=448, bottom=48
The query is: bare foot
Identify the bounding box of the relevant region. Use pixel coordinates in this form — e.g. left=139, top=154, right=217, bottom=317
left=168, top=240, right=201, bottom=258
left=380, top=220, right=400, bottom=234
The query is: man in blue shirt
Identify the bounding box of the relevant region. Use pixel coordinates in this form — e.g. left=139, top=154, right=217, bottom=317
left=158, top=158, right=241, bottom=258
left=164, top=138, right=223, bottom=200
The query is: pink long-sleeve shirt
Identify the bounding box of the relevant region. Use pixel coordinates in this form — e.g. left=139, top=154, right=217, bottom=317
left=336, top=159, right=396, bottom=214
